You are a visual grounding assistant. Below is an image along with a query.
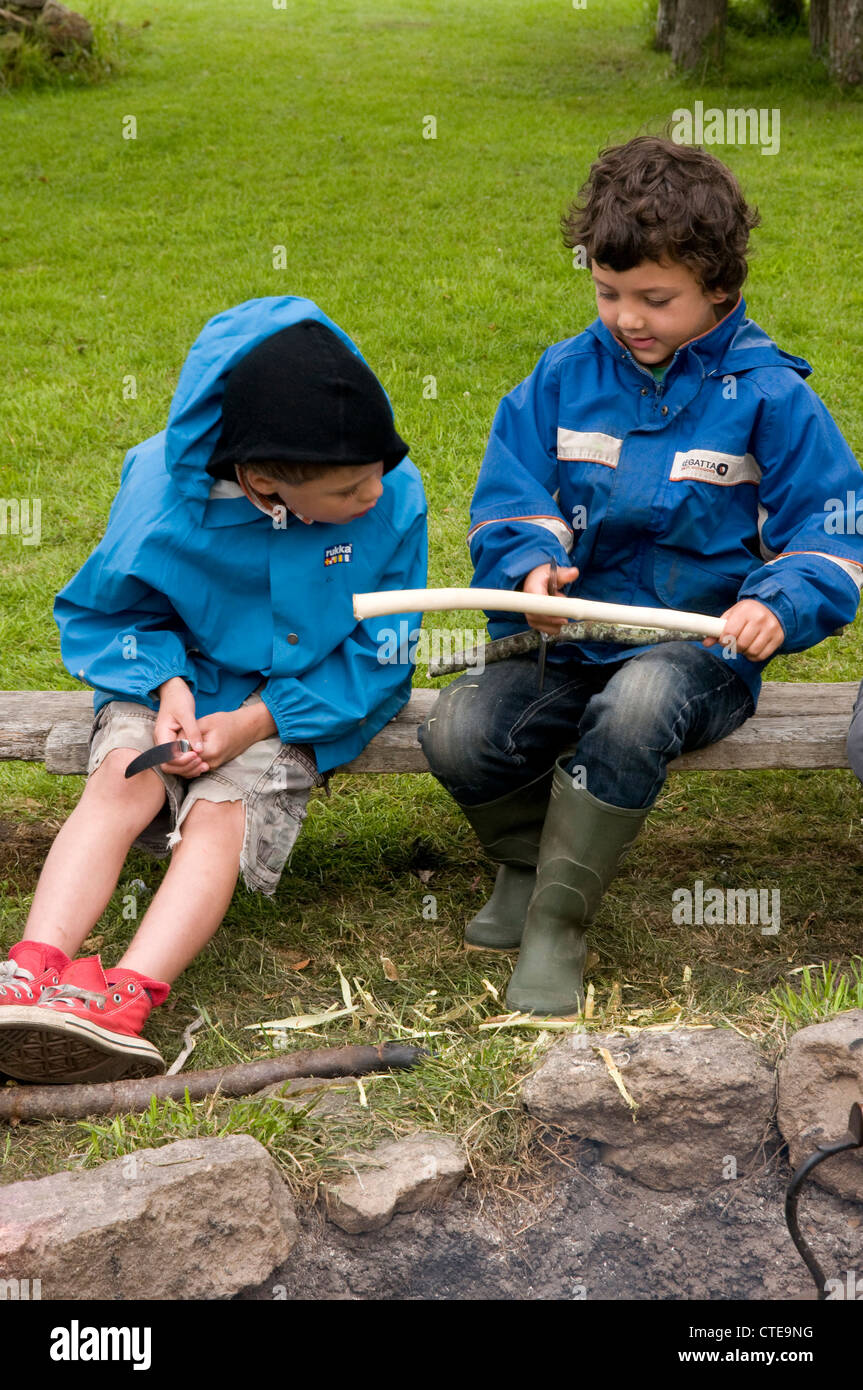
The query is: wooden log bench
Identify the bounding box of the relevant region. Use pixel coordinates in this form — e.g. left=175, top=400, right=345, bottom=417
left=0, top=684, right=858, bottom=775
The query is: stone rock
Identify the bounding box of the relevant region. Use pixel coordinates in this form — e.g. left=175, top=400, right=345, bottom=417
left=523, top=1026, right=775, bottom=1191
left=323, top=1132, right=467, bottom=1233
left=0, top=1135, right=298, bottom=1299
left=777, top=1009, right=863, bottom=1202
left=38, top=2, right=93, bottom=51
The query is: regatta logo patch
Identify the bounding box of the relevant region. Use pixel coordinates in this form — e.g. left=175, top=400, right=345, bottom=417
left=324, top=543, right=353, bottom=566
left=669, top=448, right=762, bottom=486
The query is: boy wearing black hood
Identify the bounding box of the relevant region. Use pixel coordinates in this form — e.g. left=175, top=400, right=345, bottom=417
left=0, top=300, right=427, bottom=1084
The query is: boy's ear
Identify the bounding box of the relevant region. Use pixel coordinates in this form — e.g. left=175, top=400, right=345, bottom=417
left=242, top=466, right=276, bottom=492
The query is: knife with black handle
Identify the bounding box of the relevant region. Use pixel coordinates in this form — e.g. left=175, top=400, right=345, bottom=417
left=124, top=740, right=191, bottom=778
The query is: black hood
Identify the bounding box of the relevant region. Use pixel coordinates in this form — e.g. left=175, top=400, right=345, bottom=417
left=206, top=319, right=409, bottom=480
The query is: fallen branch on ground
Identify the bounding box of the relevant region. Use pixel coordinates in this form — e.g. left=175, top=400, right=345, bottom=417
left=0, top=1041, right=426, bottom=1122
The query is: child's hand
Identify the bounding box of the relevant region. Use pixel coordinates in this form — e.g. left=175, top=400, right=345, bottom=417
left=191, top=711, right=257, bottom=772
left=153, top=676, right=208, bottom=777
left=703, top=599, right=785, bottom=662
left=522, top=563, right=580, bottom=635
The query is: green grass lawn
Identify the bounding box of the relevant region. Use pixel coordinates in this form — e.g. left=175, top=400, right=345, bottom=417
left=1, top=0, right=863, bottom=1194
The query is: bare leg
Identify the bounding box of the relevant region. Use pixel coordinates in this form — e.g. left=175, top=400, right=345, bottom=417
left=116, top=798, right=245, bottom=984
left=23, top=749, right=168, bottom=959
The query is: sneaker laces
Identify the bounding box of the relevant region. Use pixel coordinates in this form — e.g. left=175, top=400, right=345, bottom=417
left=0, top=960, right=34, bottom=982
left=41, top=982, right=106, bottom=1009
left=0, top=959, right=36, bottom=998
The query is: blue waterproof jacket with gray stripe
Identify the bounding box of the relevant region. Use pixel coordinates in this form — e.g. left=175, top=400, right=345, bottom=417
left=54, top=297, right=428, bottom=773
left=468, top=292, right=863, bottom=700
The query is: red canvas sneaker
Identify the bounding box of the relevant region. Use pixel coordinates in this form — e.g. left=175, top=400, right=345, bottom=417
left=0, top=955, right=169, bottom=1085
left=0, top=941, right=70, bottom=1005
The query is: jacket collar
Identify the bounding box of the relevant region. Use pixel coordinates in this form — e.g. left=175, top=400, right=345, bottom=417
left=201, top=473, right=309, bottom=530
left=587, top=291, right=748, bottom=376
left=233, top=466, right=313, bottom=524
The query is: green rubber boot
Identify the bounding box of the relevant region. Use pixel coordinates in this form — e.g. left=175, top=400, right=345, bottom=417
left=505, top=758, right=650, bottom=1015
left=457, top=768, right=554, bottom=951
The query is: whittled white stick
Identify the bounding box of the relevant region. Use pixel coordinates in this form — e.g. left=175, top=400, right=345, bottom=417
left=353, top=588, right=726, bottom=639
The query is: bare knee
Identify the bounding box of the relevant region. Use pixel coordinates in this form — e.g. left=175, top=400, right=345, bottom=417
left=86, top=748, right=166, bottom=807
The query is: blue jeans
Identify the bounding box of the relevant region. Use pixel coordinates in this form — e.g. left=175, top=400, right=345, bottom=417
left=418, top=643, right=756, bottom=810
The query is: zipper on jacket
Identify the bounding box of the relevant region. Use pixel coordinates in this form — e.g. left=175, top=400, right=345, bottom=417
left=621, top=345, right=666, bottom=396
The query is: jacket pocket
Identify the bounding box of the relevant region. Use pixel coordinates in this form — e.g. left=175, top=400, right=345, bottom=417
left=652, top=549, right=748, bottom=616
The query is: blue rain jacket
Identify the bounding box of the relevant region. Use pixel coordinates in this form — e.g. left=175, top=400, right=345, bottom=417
left=468, top=293, right=863, bottom=701
left=55, top=297, right=428, bottom=773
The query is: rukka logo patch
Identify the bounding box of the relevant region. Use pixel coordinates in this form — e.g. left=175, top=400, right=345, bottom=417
left=324, top=542, right=353, bottom=566
left=669, top=448, right=762, bottom=486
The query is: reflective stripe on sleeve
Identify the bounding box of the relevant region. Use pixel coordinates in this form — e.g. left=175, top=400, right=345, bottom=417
left=468, top=515, right=575, bottom=553
left=765, top=551, right=863, bottom=592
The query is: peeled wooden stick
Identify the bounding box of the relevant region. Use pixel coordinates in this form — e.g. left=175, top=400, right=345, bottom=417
left=0, top=1041, right=425, bottom=1122
left=354, top=588, right=726, bottom=639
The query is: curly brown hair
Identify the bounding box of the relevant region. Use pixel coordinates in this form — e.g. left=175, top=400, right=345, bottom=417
left=561, top=135, right=761, bottom=299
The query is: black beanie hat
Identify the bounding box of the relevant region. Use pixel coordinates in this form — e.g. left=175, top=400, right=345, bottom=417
left=206, top=319, right=410, bottom=480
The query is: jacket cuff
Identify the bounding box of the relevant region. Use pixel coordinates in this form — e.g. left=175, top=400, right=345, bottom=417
left=142, top=667, right=193, bottom=700
left=260, top=685, right=293, bottom=744
left=492, top=540, right=573, bottom=591
left=136, top=665, right=196, bottom=705
left=737, top=581, right=795, bottom=647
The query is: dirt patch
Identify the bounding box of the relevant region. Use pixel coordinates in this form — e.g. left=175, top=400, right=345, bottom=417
left=237, top=1138, right=862, bottom=1301
left=0, top=818, right=56, bottom=884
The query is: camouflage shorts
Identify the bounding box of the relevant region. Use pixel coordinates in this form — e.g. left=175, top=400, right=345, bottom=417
left=86, top=687, right=325, bottom=897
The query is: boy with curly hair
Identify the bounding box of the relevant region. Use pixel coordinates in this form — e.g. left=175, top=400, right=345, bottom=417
left=419, top=134, right=863, bottom=1016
